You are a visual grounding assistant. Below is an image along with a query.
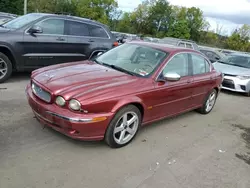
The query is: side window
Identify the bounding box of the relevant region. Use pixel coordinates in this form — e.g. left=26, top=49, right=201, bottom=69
left=35, top=19, right=64, bottom=35
left=191, top=54, right=210, bottom=75
left=67, top=21, right=90, bottom=36
left=162, top=53, right=189, bottom=77
left=88, top=24, right=109, bottom=38
left=178, top=42, right=185, bottom=47
left=186, top=43, right=193, bottom=49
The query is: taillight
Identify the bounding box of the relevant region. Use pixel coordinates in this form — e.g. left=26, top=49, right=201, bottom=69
left=113, top=41, right=119, bottom=47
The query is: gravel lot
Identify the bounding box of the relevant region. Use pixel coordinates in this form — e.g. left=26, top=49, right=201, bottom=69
left=0, top=73, right=250, bottom=188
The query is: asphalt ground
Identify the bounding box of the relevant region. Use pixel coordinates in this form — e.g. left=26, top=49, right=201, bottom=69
left=0, top=73, right=250, bottom=188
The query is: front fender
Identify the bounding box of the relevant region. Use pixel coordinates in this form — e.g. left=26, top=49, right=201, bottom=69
left=111, top=96, right=146, bottom=113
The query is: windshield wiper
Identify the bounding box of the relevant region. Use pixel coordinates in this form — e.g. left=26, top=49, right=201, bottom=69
left=102, top=63, right=135, bottom=76
left=217, top=60, right=229, bottom=64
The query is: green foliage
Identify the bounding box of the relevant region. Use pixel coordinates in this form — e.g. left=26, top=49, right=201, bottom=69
left=0, top=0, right=23, bottom=15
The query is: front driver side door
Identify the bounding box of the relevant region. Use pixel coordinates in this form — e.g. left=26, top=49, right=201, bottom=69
left=23, top=18, right=68, bottom=68
left=151, top=53, right=193, bottom=120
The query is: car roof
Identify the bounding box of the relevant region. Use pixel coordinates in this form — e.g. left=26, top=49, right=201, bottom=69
left=129, top=41, right=201, bottom=54
left=28, top=13, right=106, bottom=27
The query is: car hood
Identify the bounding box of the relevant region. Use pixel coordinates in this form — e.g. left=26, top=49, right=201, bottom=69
left=32, top=61, right=148, bottom=102
left=213, top=62, right=250, bottom=76
left=0, top=27, right=10, bottom=33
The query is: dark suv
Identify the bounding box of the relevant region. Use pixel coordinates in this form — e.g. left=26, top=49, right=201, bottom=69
left=0, top=13, right=117, bottom=83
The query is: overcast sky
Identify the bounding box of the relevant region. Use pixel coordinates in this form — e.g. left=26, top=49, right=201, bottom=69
left=117, top=0, right=249, bottom=35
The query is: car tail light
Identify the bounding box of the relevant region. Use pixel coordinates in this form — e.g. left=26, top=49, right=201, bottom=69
left=113, top=41, right=119, bottom=47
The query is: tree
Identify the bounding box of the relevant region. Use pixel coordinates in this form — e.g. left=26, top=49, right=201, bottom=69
left=167, top=20, right=190, bottom=39
left=0, top=0, right=23, bottom=15
left=186, top=7, right=206, bottom=41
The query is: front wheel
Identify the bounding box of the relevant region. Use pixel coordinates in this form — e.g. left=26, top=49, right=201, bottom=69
left=197, top=89, right=218, bottom=114
left=105, top=105, right=141, bottom=148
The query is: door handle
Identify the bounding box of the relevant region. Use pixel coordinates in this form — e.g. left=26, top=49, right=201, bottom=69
left=56, top=37, right=65, bottom=41
left=187, top=79, right=192, bottom=83
left=88, top=39, right=95, bottom=42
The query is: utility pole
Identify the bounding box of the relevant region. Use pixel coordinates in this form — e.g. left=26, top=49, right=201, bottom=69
left=24, top=0, right=27, bottom=15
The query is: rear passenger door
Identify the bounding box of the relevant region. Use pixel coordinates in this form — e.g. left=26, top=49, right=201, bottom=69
left=65, top=20, right=111, bottom=61
left=64, top=20, right=92, bottom=62
left=190, top=53, right=214, bottom=106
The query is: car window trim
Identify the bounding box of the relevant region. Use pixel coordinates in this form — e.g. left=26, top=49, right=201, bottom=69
left=155, top=51, right=211, bottom=81
left=24, top=17, right=111, bottom=39
left=190, top=53, right=212, bottom=76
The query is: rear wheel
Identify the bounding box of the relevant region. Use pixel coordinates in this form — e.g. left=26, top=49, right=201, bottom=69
left=105, top=105, right=141, bottom=148
left=0, top=52, right=12, bottom=83
left=197, top=89, right=217, bottom=114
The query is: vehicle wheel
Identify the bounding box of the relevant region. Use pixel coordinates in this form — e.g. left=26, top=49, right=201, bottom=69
left=105, top=105, right=142, bottom=148
left=0, top=52, right=12, bottom=83
left=197, top=89, right=217, bottom=114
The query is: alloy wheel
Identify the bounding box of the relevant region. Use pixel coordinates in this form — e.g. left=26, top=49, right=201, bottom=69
left=113, top=111, right=139, bottom=145
left=0, top=58, right=7, bottom=80
left=205, top=91, right=216, bottom=112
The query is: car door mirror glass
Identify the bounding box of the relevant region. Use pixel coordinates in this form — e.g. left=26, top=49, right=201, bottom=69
left=28, top=25, right=43, bottom=34
left=164, top=72, right=181, bottom=81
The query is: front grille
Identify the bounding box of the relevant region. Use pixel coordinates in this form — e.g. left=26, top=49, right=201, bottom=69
left=222, top=78, right=235, bottom=89
left=31, top=82, right=51, bottom=102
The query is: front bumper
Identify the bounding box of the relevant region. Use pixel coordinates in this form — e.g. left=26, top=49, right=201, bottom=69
left=221, top=76, right=250, bottom=93
left=26, top=84, right=114, bottom=141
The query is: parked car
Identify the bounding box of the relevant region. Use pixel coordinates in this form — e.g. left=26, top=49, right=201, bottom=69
left=200, top=47, right=226, bottom=63
left=0, top=12, right=17, bottom=25
left=158, top=37, right=200, bottom=51
left=0, top=13, right=117, bottom=83
left=26, top=41, right=222, bottom=148
left=213, top=53, right=250, bottom=96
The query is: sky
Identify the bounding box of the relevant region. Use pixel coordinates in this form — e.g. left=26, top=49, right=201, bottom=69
left=117, top=0, right=250, bottom=35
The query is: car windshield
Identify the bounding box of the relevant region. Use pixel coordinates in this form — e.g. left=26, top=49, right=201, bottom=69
left=218, top=54, right=250, bottom=69
left=2, top=13, right=43, bottom=29
left=95, top=43, right=168, bottom=77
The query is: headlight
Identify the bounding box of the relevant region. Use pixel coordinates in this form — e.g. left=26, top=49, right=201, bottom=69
left=55, top=96, right=66, bottom=106
left=69, top=99, right=81, bottom=111
left=236, top=75, right=250, bottom=80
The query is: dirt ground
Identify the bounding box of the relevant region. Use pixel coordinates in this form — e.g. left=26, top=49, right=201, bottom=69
left=0, top=73, right=250, bottom=188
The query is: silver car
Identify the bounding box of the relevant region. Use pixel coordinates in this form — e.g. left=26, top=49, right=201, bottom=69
left=213, top=53, right=250, bottom=96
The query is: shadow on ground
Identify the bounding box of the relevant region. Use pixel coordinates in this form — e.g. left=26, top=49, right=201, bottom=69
left=232, top=123, right=250, bottom=165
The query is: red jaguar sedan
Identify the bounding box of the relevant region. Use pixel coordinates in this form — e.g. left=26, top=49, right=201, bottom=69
left=26, top=41, right=223, bottom=148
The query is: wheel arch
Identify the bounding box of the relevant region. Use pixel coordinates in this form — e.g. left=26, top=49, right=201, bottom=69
left=89, top=49, right=108, bottom=59
left=111, top=98, right=146, bottom=120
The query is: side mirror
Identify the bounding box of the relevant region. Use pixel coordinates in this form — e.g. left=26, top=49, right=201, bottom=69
left=215, top=57, right=220, bottom=60
left=28, top=25, right=43, bottom=34
left=163, top=72, right=181, bottom=81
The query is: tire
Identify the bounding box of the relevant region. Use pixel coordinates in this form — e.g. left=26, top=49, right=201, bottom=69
left=196, top=89, right=218, bottom=114
left=105, top=105, right=142, bottom=148
left=244, top=91, right=250, bottom=97
left=0, top=52, right=12, bottom=83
